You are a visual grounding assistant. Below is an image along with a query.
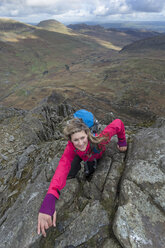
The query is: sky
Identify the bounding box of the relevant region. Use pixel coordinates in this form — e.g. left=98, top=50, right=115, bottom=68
left=0, top=0, right=165, bottom=24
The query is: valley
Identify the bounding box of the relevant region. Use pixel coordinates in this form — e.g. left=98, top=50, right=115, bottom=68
left=0, top=18, right=165, bottom=124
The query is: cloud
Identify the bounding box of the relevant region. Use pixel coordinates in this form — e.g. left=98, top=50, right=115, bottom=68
left=92, top=0, right=130, bottom=16
left=0, top=0, right=165, bottom=23
left=126, top=0, right=165, bottom=13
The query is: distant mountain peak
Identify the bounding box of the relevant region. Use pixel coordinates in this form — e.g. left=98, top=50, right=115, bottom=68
left=37, top=19, right=73, bottom=34
left=37, top=19, right=61, bottom=25
left=67, top=23, right=104, bottom=31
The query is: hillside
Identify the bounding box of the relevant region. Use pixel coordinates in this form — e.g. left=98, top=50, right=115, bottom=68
left=68, top=23, right=159, bottom=47
left=0, top=18, right=117, bottom=111
left=0, top=18, right=165, bottom=123
left=121, top=33, right=165, bottom=52
left=0, top=18, right=35, bottom=32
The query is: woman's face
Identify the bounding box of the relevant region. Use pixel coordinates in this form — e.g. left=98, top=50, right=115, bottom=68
left=71, top=130, right=88, bottom=151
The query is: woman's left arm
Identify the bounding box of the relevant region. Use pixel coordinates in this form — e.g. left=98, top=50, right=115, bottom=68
left=100, top=119, right=127, bottom=151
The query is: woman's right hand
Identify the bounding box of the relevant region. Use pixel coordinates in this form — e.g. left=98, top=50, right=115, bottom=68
left=37, top=211, right=56, bottom=237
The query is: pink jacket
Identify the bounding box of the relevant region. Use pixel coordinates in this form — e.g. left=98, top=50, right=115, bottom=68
left=47, top=119, right=126, bottom=199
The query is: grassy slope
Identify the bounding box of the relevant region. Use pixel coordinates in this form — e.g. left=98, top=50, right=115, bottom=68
left=0, top=19, right=113, bottom=109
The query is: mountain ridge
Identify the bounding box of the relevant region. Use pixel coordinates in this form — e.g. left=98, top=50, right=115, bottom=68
left=0, top=18, right=36, bottom=31
left=121, top=33, right=165, bottom=52
left=67, top=23, right=159, bottom=48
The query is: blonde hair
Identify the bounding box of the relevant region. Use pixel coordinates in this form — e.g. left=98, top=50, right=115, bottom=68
left=63, top=118, right=109, bottom=145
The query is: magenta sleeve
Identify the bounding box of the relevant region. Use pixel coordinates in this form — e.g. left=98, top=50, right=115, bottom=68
left=39, top=193, right=56, bottom=216
left=47, top=141, right=75, bottom=197
left=117, top=139, right=127, bottom=147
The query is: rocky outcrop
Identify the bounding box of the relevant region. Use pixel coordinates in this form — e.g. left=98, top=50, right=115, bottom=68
left=113, top=119, right=165, bottom=248
left=0, top=103, right=164, bottom=248
left=0, top=103, right=73, bottom=220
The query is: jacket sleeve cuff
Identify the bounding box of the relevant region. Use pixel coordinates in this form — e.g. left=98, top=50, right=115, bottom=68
left=47, top=188, right=60, bottom=199
left=39, top=193, right=56, bottom=216
left=117, top=139, right=127, bottom=147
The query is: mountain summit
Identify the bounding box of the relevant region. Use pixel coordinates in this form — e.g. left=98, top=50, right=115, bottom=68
left=37, top=19, right=73, bottom=34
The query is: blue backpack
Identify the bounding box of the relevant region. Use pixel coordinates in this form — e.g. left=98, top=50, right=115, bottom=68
left=73, top=109, right=99, bottom=134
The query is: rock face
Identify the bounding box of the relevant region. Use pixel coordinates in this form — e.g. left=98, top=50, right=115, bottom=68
left=113, top=121, right=165, bottom=248
left=0, top=103, right=164, bottom=248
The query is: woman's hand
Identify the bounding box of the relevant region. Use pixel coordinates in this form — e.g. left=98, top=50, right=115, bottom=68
left=117, top=145, right=127, bottom=152
left=37, top=211, right=56, bottom=237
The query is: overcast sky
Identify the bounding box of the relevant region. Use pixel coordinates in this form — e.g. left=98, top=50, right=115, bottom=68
left=0, top=0, right=165, bottom=24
